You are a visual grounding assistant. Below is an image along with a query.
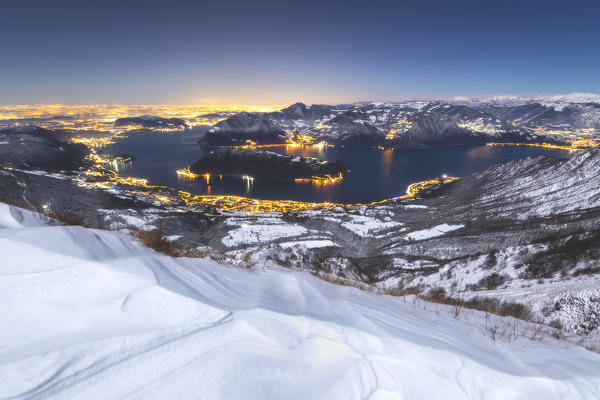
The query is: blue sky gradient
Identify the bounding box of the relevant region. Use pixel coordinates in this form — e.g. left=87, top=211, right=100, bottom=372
left=2, top=0, right=599, bottom=104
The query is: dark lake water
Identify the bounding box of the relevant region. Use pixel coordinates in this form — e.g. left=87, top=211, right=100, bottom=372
left=104, top=131, right=570, bottom=203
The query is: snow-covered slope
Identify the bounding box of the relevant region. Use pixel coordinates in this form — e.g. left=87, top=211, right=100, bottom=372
left=2, top=203, right=600, bottom=399
left=480, top=102, right=600, bottom=130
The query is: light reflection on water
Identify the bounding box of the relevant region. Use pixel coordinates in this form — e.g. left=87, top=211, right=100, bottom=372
left=105, top=132, right=570, bottom=203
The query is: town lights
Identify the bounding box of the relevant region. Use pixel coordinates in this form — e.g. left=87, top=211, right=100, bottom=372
left=485, top=141, right=596, bottom=152
left=176, top=167, right=200, bottom=179
left=76, top=163, right=461, bottom=214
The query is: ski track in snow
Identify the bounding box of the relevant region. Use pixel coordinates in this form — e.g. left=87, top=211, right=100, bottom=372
left=1, top=203, right=600, bottom=399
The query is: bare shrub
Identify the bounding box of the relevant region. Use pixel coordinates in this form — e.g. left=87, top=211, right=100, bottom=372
left=526, top=230, right=600, bottom=278
left=46, top=209, right=84, bottom=226
left=497, top=301, right=531, bottom=320
left=312, top=271, right=374, bottom=292
left=134, top=227, right=179, bottom=257
left=478, top=273, right=506, bottom=290
left=426, top=287, right=447, bottom=301
left=483, top=251, right=498, bottom=269
left=416, top=293, right=533, bottom=323
left=573, top=264, right=600, bottom=277
left=208, top=251, right=228, bottom=264
left=383, top=285, right=419, bottom=297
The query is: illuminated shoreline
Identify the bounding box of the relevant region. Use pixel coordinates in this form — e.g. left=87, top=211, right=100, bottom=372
left=177, top=167, right=344, bottom=186
left=213, top=137, right=333, bottom=150
left=486, top=140, right=598, bottom=152
left=72, top=127, right=459, bottom=213
left=79, top=166, right=458, bottom=213
left=60, top=124, right=590, bottom=213
left=294, top=172, right=343, bottom=185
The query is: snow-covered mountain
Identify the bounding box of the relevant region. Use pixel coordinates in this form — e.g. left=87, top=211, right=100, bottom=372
left=480, top=92, right=600, bottom=106
left=276, top=102, right=338, bottom=122
left=461, top=93, right=600, bottom=130
left=199, top=101, right=557, bottom=148
left=2, top=202, right=600, bottom=399
left=199, top=112, right=290, bottom=146
left=480, top=102, right=600, bottom=130
left=199, top=103, right=345, bottom=146
left=307, top=103, right=540, bottom=148
left=198, top=94, right=600, bottom=148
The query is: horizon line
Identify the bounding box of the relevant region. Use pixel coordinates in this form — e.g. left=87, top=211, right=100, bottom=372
left=1, top=92, right=600, bottom=107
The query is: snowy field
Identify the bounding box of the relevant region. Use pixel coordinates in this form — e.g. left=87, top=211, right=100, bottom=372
left=1, top=203, right=600, bottom=399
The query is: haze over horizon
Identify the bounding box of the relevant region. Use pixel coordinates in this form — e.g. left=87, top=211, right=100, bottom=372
left=2, top=0, right=599, bottom=104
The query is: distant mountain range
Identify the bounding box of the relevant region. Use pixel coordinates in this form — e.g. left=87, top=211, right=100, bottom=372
left=199, top=95, right=600, bottom=148
left=1, top=94, right=597, bottom=149
left=476, top=92, right=600, bottom=106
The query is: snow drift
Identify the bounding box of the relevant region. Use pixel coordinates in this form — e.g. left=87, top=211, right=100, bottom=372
left=1, top=203, right=600, bottom=399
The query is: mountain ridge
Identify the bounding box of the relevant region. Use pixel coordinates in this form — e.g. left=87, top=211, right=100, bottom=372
left=198, top=100, right=578, bottom=148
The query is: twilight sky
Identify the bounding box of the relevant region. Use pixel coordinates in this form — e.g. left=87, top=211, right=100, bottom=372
left=2, top=0, right=599, bottom=104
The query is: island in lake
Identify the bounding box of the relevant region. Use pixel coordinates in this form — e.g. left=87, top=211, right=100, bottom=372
left=181, top=149, right=349, bottom=183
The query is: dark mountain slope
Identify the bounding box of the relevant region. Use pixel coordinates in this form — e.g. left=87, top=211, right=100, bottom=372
left=0, top=125, right=89, bottom=171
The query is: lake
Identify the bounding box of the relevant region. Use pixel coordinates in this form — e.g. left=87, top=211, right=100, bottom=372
left=104, top=131, right=570, bottom=203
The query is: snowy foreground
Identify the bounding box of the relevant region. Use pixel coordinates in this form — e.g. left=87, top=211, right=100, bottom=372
left=2, top=203, right=600, bottom=399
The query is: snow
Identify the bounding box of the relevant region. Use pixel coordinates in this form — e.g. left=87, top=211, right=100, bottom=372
left=341, top=215, right=403, bottom=237
left=540, top=101, right=570, bottom=112
left=278, top=239, right=338, bottom=249
left=477, top=150, right=600, bottom=218
left=2, top=203, right=600, bottom=399
left=0, top=202, right=53, bottom=229
left=99, top=209, right=158, bottom=231
left=222, top=222, right=308, bottom=247
left=543, top=92, right=600, bottom=104
left=404, top=204, right=428, bottom=209
left=396, top=101, right=432, bottom=110
left=405, top=223, right=464, bottom=241
left=121, top=214, right=149, bottom=228
left=391, top=257, right=436, bottom=270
